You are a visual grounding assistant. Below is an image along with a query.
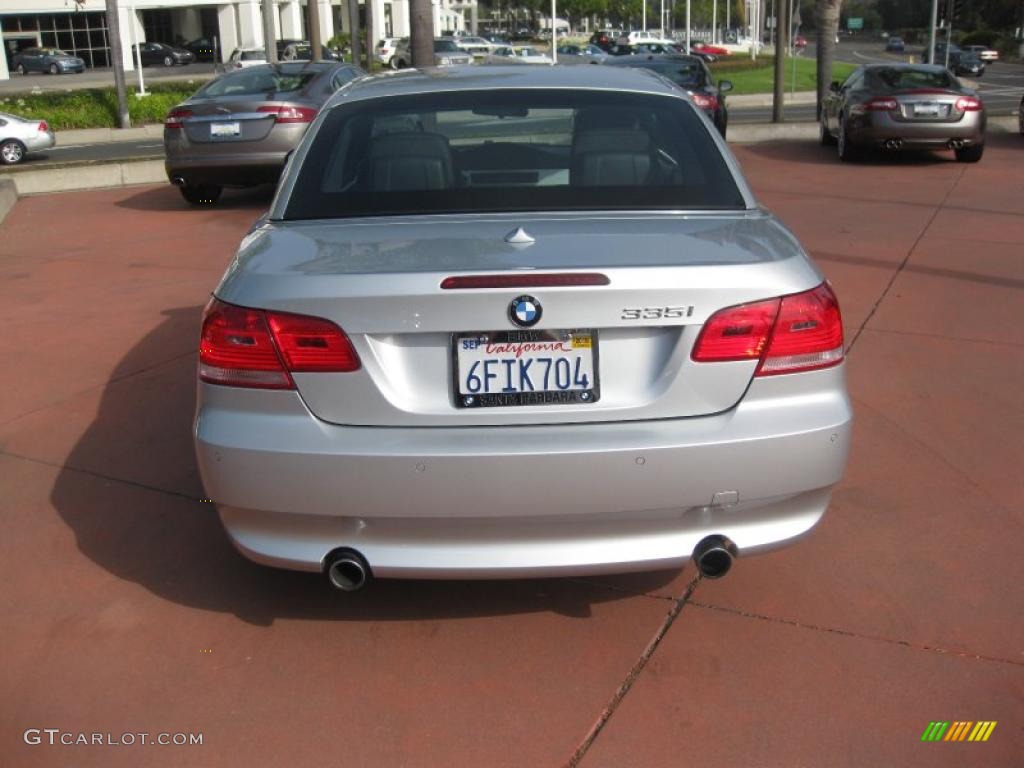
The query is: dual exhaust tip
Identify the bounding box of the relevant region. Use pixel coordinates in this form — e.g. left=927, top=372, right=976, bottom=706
left=323, top=536, right=738, bottom=592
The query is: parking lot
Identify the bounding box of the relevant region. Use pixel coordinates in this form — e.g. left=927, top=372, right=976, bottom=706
left=1, top=133, right=1022, bottom=766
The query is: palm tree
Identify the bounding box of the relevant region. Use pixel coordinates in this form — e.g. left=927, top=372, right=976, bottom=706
left=815, top=0, right=843, bottom=120
left=410, top=0, right=435, bottom=68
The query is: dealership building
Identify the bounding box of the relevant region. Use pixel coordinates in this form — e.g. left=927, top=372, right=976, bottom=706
left=0, top=0, right=478, bottom=80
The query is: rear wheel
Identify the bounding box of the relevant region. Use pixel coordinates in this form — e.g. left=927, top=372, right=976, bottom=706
left=49, top=63, right=59, bottom=75
left=0, top=139, right=26, bottom=165
left=15, top=63, right=26, bottom=75
left=954, top=144, right=984, bottom=163
left=163, top=55, right=174, bottom=67
left=837, top=116, right=860, bottom=162
left=180, top=184, right=223, bottom=205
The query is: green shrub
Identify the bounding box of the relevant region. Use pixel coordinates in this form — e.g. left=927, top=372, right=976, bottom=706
left=0, top=82, right=199, bottom=130
left=959, top=30, right=1000, bottom=47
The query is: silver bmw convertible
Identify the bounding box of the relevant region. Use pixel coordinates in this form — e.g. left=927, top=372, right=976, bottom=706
left=195, top=66, right=853, bottom=590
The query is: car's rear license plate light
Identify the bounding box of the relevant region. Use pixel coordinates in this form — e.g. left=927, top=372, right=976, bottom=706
left=453, top=330, right=600, bottom=408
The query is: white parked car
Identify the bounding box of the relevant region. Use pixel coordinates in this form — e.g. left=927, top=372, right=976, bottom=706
left=512, top=45, right=552, bottom=64
left=617, top=30, right=674, bottom=46
left=0, top=111, right=55, bottom=165
left=451, top=36, right=494, bottom=57
left=228, top=48, right=267, bottom=69
left=376, top=37, right=401, bottom=65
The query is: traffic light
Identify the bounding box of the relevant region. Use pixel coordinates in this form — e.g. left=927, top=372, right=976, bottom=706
left=947, top=0, right=965, bottom=21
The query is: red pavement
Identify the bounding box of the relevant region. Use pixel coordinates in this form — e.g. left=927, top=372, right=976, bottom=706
left=1, top=136, right=1022, bottom=768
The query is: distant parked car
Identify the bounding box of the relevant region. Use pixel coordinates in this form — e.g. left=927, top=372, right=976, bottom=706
left=556, top=44, right=607, bottom=63
left=821, top=64, right=985, bottom=163
left=132, top=42, right=194, bottom=67
left=589, top=30, right=615, bottom=50
left=0, top=111, right=55, bottom=164
left=11, top=47, right=85, bottom=75
left=885, top=36, right=905, bottom=53
left=603, top=54, right=731, bottom=136
left=451, top=36, right=494, bottom=57
left=163, top=61, right=364, bottom=205
left=962, top=44, right=998, bottom=62
left=390, top=39, right=474, bottom=69
left=376, top=37, right=401, bottom=65
left=278, top=40, right=342, bottom=61
left=228, top=48, right=267, bottom=69
left=689, top=40, right=730, bottom=57
left=922, top=41, right=960, bottom=64
left=185, top=37, right=218, bottom=61
left=511, top=45, right=552, bottom=64
left=949, top=52, right=986, bottom=78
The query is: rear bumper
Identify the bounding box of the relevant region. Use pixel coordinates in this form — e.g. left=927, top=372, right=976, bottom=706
left=165, top=152, right=286, bottom=187
left=195, top=366, right=853, bottom=578
left=24, top=132, right=56, bottom=151
left=848, top=111, right=985, bottom=148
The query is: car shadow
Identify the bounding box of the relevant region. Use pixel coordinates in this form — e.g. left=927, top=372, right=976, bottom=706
left=50, top=305, right=682, bottom=626
left=739, top=129, right=1022, bottom=167
left=114, top=184, right=276, bottom=212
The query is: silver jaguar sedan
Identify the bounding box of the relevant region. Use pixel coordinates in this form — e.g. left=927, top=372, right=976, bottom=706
left=195, top=66, right=852, bottom=590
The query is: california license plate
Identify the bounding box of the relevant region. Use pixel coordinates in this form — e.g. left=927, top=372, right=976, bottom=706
left=453, top=329, right=599, bottom=408
left=210, top=121, right=241, bottom=137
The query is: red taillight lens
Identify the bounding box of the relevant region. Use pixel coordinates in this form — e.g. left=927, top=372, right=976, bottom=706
left=265, top=311, right=360, bottom=372
left=690, top=92, right=719, bottom=111
left=692, top=283, right=844, bottom=376
left=955, top=96, right=982, bottom=112
left=866, top=97, right=899, bottom=111
left=38, top=121, right=49, bottom=133
left=690, top=297, right=781, bottom=362
left=758, top=282, right=844, bottom=375
left=258, top=105, right=317, bottom=123
left=165, top=107, right=192, bottom=129
left=199, top=299, right=359, bottom=389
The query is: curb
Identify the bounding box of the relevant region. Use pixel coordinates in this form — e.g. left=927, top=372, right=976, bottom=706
left=729, top=114, right=1020, bottom=143
left=0, top=177, right=16, bottom=224
left=57, top=124, right=165, bottom=147
left=5, top=159, right=165, bottom=196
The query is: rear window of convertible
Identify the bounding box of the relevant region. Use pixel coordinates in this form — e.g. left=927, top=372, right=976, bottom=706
left=283, top=89, right=745, bottom=219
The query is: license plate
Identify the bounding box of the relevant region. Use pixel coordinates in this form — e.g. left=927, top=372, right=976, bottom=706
left=210, top=121, right=241, bottom=137
left=453, top=329, right=599, bottom=408
left=913, top=103, right=940, bottom=117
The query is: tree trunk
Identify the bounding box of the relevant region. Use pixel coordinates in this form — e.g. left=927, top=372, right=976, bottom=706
left=347, top=0, right=361, bottom=65
left=815, top=0, right=842, bottom=120
left=104, top=0, right=130, bottom=129
left=410, top=0, right=434, bottom=68
left=262, top=0, right=278, bottom=63
left=308, top=0, right=322, bottom=62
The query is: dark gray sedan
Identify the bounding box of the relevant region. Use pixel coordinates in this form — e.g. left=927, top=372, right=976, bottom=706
left=12, top=47, right=85, bottom=75
left=132, top=42, right=194, bottom=67
left=163, top=61, right=364, bottom=205
left=821, top=64, right=985, bottom=163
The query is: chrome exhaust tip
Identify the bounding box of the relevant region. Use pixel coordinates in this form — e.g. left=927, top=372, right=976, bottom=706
left=170, top=176, right=186, bottom=187
left=947, top=139, right=965, bottom=150
left=883, top=138, right=903, bottom=151
left=325, top=549, right=371, bottom=591
left=692, top=535, right=738, bottom=579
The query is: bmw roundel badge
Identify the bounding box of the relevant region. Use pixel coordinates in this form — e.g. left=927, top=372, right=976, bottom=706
left=509, top=295, right=542, bottom=328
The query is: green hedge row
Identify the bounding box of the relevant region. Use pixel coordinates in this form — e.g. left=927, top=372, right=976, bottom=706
left=0, top=82, right=198, bottom=130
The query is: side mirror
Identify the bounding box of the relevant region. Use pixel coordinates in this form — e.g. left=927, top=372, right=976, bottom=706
left=829, top=80, right=841, bottom=93
left=718, top=80, right=733, bottom=93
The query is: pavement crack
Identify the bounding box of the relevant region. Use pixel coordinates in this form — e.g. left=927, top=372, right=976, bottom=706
left=846, top=164, right=968, bottom=355
left=689, top=600, right=1024, bottom=668
left=563, top=573, right=703, bottom=768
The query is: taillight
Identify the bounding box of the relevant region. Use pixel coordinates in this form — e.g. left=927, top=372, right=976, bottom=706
left=955, top=96, right=982, bottom=111
left=199, top=299, right=359, bottom=389
left=866, top=97, right=898, bottom=111
left=38, top=121, right=49, bottom=133
left=258, top=105, right=317, bottom=123
left=690, top=92, right=719, bottom=111
left=165, top=107, right=192, bottom=129
left=692, top=283, right=844, bottom=376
